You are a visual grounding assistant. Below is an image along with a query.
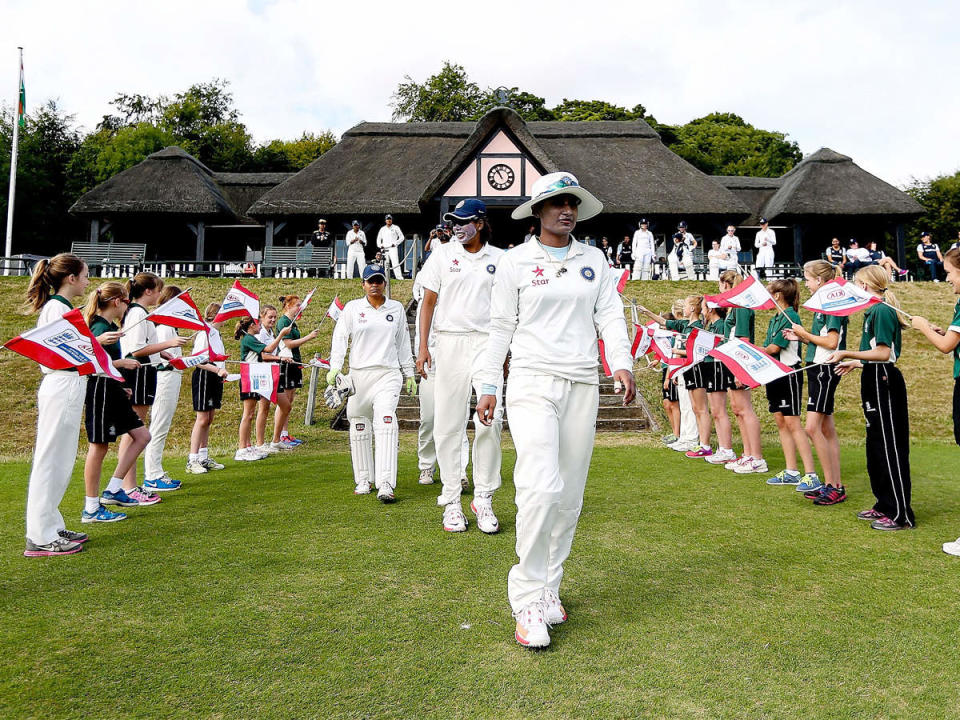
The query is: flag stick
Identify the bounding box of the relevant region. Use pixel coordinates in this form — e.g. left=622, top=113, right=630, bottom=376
left=119, top=287, right=194, bottom=335
left=5, top=48, right=24, bottom=276
left=880, top=299, right=913, bottom=321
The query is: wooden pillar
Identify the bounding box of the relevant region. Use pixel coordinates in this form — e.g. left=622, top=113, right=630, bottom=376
left=196, top=220, right=205, bottom=262
left=89, top=218, right=100, bottom=243
left=792, top=224, right=804, bottom=266
left=895, top=223, right=906, bottom=268
left=265, top=219, right=275, bottom=251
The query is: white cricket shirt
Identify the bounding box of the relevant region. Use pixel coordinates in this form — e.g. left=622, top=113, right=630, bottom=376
left=754, top=228, right=777, bottom=248
left=330, top=297, right=414, bottom=376
left=38, top=296, right=75, bottom=375
left=417, top=241, right=505, bottom=333
left=376, top=224, right=404, bottom=249
left=479, top=239, right=632, bottom=385
left=193, top=327, right=227, bottom=370
left=120, top=303, right=161, bottom=364
left=633, top=229, right=655, bottom=256
left=346, top=229, right=366, bottom=248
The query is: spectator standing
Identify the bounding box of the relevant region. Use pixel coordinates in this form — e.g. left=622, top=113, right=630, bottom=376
left=632, top=218, right=655, bottom=280
left=917, top=231, right=944, bottom=281
left=523, top=224, right=537, bottom=243
left=376, top=214, right=405, bottom=279
left=825, top=237, right=846, bottom=272
left=718, top=225, right=741, bottom=271
left=616, top=235, right=634, bottom=273
left=309, top=219, right=332, bottom=277
left=345, top=220, right=367, bottom=279
left=599, top=236, right=614, bottom=266
left=754, top=217, right=776, bottom=279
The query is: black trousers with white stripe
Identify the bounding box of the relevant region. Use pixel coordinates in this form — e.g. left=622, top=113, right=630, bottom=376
left=861, top=363, right=914, bottom=526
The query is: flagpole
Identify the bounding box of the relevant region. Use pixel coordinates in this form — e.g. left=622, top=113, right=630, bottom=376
left=119, top=287, right=193, bottom=335
left=5, top=48, right=23, bottom=277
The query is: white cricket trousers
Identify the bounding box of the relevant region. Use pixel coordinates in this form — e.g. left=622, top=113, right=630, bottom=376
left=346, top=247, right=365, bottom=278
left=433, top=332, right=502, bottom=506
left=144, top=369, right=182, bottom=480
left=505, top=373, right=599, bottom=614
left=25, top=373, right=87, bottom=545
left=417, top=363, right=470, bottom=473
left=756, top=246, right=775, bottom=271
left=632, top=253, right=653, bottom=280
left=385, top=247, right=403, bottom=278
left=676, top=380, right=698, bottom=445
left=347, top=367, right=402, bottom=491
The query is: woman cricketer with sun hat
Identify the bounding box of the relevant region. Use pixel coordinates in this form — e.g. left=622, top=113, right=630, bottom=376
left=476, top=171, right=636, bottom=649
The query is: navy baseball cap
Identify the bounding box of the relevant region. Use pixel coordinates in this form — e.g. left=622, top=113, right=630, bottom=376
left=759, top=217, right=769, bottom=224
left=672, top=231, right=684, bottom=239
left=678, top=220, right=687, bottom=228
left=351, top=219, right=360, bottom=226
left=443, top=198, right=487, bottom=223
left=385, top=214, right=393, bottom=220
left=362, top=264, right=386, bottom=281
left=920, top=230, right=931, bottom=237
left=849, top=238, right=858, bottom=246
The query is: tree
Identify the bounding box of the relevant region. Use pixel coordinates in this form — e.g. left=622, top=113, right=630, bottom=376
left=661, top=112, right=801, bottom=177
left=905, top=172, right=960, bottom=244
left=251, top=132, right=338, bottom=172
left=552, top=99, right=650, bottom=122
left=391, top=62, right=483, bottom=121
left=476, top=88, right=556, bottom=121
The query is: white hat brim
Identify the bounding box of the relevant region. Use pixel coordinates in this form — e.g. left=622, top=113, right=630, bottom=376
left=511, top=186, right=603, bottom=222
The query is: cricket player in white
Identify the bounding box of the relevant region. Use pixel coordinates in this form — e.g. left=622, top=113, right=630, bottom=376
left=754, top=217, right=776, bottom=278
left=719, top=225, right=741, bottom=271
left=328, top=264, right=416, bottom=502
left=376, top=215, right=404, bottom=279
left=345, top=220, right=367, bottom=279
left=476, top=172, right=636, bottom=649
left=632, top=218, right=655, bottom=280
left=412, top=276, right=470, bottom=487
left=416, top=198, right=505, bottom=534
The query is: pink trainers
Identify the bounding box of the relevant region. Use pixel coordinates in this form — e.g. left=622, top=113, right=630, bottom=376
left=126, top=486, right=162, bottom=506
left=685, top=446, right=713, bottom=458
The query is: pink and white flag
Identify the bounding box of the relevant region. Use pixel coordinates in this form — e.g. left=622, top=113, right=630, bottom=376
left=213, top=281, right=260, bottom=323
left=630, top=324, right=652, bottom=359
left=295, top=288, right=317, bottom=321
left=240, top=362, right=280, bottom=403
left=802, top=277, right=881, bottom=316
left=326, top=295, right=345, bottom=322
left=648, top=326, right=682, bottom=367
left=4, top=308, right=124, bottom=380
left=597, top=338, right=612, bottom=377
left=148, top=290, right=208, bottom=331
left=705, top=275, right=777, bottom=311
left=167, top=347, right=229, bottom=370
left=669, top=328, right=722, bottom=379
left=708, top=337, right=793, bottom=388
left=616, top=269, right=630, bottom=294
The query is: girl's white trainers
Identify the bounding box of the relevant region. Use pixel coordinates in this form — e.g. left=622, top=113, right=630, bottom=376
left=514, top=602, right=550, bottom=648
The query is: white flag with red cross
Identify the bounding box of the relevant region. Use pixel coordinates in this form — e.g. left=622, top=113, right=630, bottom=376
left=240, top=362, right=280, bottom=403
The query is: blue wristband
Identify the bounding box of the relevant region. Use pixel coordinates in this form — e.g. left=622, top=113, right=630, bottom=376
left=481, top=383, right=497, bottom=396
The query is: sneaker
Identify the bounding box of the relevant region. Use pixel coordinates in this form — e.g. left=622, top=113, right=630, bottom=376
left=685, top=446, right=713, bottom=458
left=813, top=485, right=847, bottom=505
left=185, top=460, right=208, bottom=475
left=58, top=528, right=89, bottom=543
left=897, top=269, right=909, bottom=277
left=201, top=458, right=225, bottom=470
left=354, top=481, right=372, bottom=495
left=857, top=508, right=886, bottom=520
left=942, top=538, right=960, bottom=557
left=443, top=503, right=468, bottom=532
left=126, top=486, right=162, bottom=506
left=284, top=434, right=304, bottom=445
left=705, top=448, right=737, bottom=465
left=81, top=505, right=127, bottom=523
left=661, top=433, right=678, bottom=445
left=470, top=494, right=500, bottom=534
left=377, top=486, right=396, bottom=504
left=733, top=457, right=769, bottom=474
left=281, top=438, right=299, bottom=449
left=514, top=602, right=550, bottom=648
left=461, top=476, right=471, bottom=493
left=100, top=488, right=139, bottom=507
left=871, top=517, right=911, bottom=531
left=143, top=474, right=181, bottom=492
left=234, top=448, right=254, bottom=462
left=669, top=440, right=698, bottom=452
left=542, top=588, right=567, bottom=625
left=251, top=447, right=269, bottom=460
left=726, top=455, right=750, bottom=470
left=24, top=537, right=83, bottom=557
left=796, top=473, right=823, bottom=493
left=270, top=441, right=294, bottom=452
left=258, top=443, right=280, bottom=455
left=804, top=485, right=827, bottom=500
left=766, top=470, right=801, bottom=486
left=418, top=468, right=435, bottom=485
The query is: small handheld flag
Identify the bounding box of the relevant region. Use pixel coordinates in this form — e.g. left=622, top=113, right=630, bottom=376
left=616, top=269, right=630, bottom=294
left=802, top=278, right=881, bottom=316
left=147, top=290, right=208, bottom=331
left=4, top=309, right=123, bottom=380
left=630, top=324, right=652, bottom=359
left=705, top=275, right=777, bottom=311
left=167, top=347, right=229, bottom=370
left=240, top=362, right=280, bottom=403
left=326, top=295, right=345, bottom=321
left=708, top=337, right=793, bottom=388
left=296, top=288, right=317, bottom=321
left=597, top=339, right=612, bottom=377
left=214, top=281, right=260, bottom=324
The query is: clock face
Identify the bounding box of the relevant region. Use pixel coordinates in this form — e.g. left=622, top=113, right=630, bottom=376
left=487, top=163, right=515, bottom=191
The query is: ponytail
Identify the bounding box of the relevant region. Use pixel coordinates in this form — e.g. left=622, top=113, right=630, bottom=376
left=855, top=265, right=909, bottom=328
left=719, top=269, right=743, bottom=289
left=83, top=282, right=127, bottom=326
left=204, top=303, right=221, bottom=323
left=279, top=295, right=300, bottom=312
left=156, top=284, right=181, bottom=305
left=234, top=316, right=256, bottom=340
left=768, top=278, right=800, bottom=312
left=803, top=259, right=839, bottom=284
left=126, top=271, right=162, bottom=302
left=23, top=253, right=86, bottom=313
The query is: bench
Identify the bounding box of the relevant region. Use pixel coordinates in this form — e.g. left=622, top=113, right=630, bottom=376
left=71, top=242, right=147, bottom=277
left=262, top=246, right=334, bottom=278
left=761, top=262, right=802, bottom=280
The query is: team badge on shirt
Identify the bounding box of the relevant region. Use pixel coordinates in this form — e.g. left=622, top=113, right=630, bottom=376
left=580, top=266, right=596, bottom=282
left=385, top=314, right=394, bottom=322
left=486, top=264, right=496, bottom=274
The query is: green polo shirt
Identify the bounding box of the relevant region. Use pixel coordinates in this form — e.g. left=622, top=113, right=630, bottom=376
left=241, top=333, right=266, bottom=362
left=703, top=318, right=725, bottom=362
left=275, top=315, right=301, bottom=363
left=949, top=298, right=960, bottom=379
left=723, top=307, right=755, bottom=343
left=859, top=303, right=902, bottom=362
left=764, top=308, right=803, bottom=366
left=805, top=312, right=848, bottom=364
left=89, top=315, right=121, bottom=361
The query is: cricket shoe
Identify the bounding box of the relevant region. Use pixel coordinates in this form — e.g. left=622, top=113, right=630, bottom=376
left=514, top=601, right=550, bottom=649
left=377, top=487, right=396, bottom=504
left=418, top=468, right=435, bottom=485
left=470, top=494, right=499, bottom=534
left=23, top=537, right=83, bottom=557
left=942, top=537, right=960, bottom=557
left=354, top=481, right=372, bottom=495
left=82, top=505, right=127, bottom=523
left=443, top=503, right=468, bottom=532
left=705, top=448, right=737, bottom=465
left=542, top=588, right=567, bottom=625
left=185, top=460, right=208, bottom=475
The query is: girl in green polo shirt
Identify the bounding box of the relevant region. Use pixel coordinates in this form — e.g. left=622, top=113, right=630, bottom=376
left=830, top=266, right=914, bottom=531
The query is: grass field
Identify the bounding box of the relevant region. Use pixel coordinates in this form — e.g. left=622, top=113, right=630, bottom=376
left=2, top=276, right=959, bottom=718
left=2, top=435, right=959, bottom=719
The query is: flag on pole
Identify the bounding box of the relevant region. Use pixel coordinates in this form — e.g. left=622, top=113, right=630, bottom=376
left=17, top=53, right=25, bottom=128
left=597, top=339, right=612, bottom=377
left=4, top=308, right=123, bottom=380
left=648, top=326, right=681, bottom=366
left=801, top=277, right=881, bottom=316
left=708, top=337, right=793, bottom=388
left=668, top=328, right=722, bottom=379
left=213, top=281, right=259, bottom=323
left=240, top=362, right=280, bottom=403
left=616, top=269, right=630, bottom=294
left=295, top=288, right=317, bottom=321
left=705, top=275, right=777, bottom=311
left=147, top=290, right=208, bottom=331
left=326, top=295, right=345, bottom=321
left=167, top=347, right=229, bottom=370
left=630, top=324, right=652, bottom=359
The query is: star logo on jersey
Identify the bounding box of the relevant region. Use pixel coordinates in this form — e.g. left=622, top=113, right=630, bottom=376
left=533, top=266, right=545, bottom=277
left=359, top=313, right=365, bottom=318
left=452, top=259, right=459, bottom=266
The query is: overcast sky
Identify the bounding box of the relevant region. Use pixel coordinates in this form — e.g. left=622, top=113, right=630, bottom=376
left=2, top=0, right=957, bottom=186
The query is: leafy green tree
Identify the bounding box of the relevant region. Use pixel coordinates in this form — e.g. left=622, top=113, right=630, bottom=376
left=905, top=172, right=960, bottom=245
left=252, top=132, right=338, bottom=171
left=159, top=80, right=254, bottom=169
left=476, top=88, right=556, bottom=121
left=552, top=99, right=651, bottom=122
left=661, top=112, right=801, bottom=177
left=391, top=62, right=483, bottom=121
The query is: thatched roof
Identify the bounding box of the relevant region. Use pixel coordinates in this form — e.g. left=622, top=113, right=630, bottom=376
left=761, top=148, right=923, bottom=219
left=715, top=176, right=782, bottom=225
left=70, top=147, right=238, bottom=218
left=213, top=172, right=295, bottom=223
left=248, top=108, right=750, bottom=218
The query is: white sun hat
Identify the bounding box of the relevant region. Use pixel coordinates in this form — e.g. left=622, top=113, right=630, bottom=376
left=511, top=171, right=603, bottom=222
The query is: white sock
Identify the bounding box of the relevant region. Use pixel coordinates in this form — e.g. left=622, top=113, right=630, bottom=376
left=280, top=430, right=290, bottom=439
left=199, top=447, right=209, bottom=460
left=188, top=453, right=199, bottom=463
left=106, top=476, right=123, bottom=493
left=85, top=496, right=100, bottom=514
left=786, top=469, right=800, bottom=475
